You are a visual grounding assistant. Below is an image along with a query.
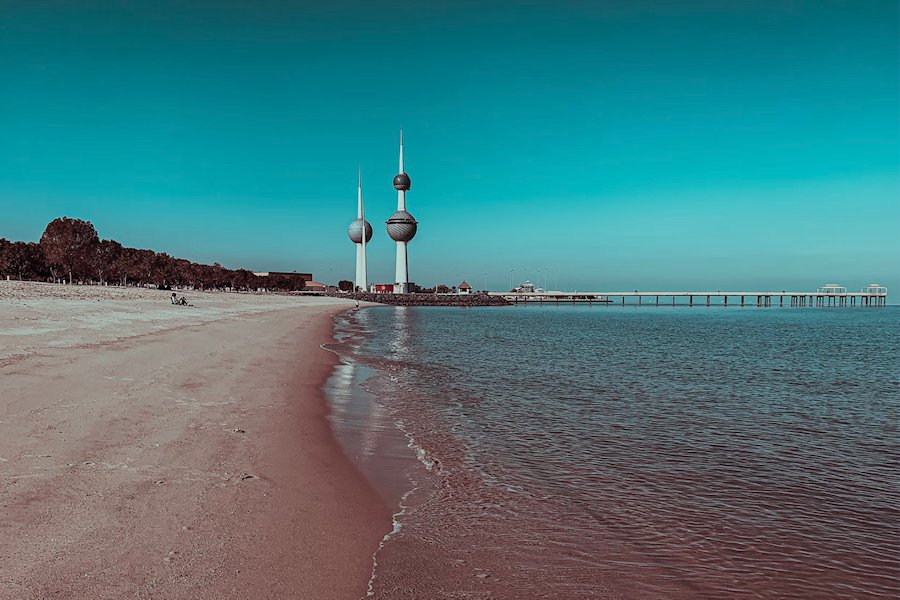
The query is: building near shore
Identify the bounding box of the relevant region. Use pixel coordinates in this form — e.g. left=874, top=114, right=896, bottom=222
left=252, top=271, right=312, bottom=283
left=458, top=281, right=472, bottom=295
left=372, top=283, right=397, bottom=294
left=304, top=281, right=327, bottom=292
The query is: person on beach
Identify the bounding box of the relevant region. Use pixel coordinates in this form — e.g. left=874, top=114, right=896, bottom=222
left=171, top=292, right=178, bottom=305
left=179, top=296, right=188, bottom=306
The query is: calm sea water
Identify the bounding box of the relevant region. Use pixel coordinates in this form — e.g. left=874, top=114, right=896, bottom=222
left=327, top=305, right=900, bottom=600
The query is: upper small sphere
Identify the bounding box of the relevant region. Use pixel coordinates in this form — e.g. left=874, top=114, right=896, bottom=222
left=347, top=218, right=373, bottom=244
left=386, top=210, right=418, bottom=242
left=393, top=173, right=411, bottom=191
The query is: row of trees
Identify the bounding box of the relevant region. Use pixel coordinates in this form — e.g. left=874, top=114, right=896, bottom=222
left=0, top=217, right=305, bottom=292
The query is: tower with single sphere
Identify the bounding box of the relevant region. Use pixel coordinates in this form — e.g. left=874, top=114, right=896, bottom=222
left=387, top=129, right=417, bottom=293
left=347, top=167, right=372, bottom=291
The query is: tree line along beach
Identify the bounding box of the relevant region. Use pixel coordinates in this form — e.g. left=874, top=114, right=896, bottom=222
left=1, top=217, right=308, bottom=291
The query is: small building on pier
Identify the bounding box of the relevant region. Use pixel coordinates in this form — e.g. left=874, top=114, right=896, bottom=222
left=862, top=283, right=887, bottom=294
left=817, top=284, right=847, bottom=294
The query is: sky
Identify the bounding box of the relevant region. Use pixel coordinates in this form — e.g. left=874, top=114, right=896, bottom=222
left=1, top=0, right=897, bottom=292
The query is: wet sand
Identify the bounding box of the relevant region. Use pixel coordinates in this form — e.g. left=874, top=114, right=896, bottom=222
left=0, top=282, right=389, bottom=599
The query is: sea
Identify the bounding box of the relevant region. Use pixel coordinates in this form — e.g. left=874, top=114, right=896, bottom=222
left=324, top=304, right=900, bottom=600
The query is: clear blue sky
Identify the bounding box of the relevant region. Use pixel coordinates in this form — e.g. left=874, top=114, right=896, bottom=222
left=1, top=1, right=897, bottom=292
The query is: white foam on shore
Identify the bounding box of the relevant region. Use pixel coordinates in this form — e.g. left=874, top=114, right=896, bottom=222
left=396, top=418, right=436, bottom=472
left=325, top=308, right=444, bottom=599
left=365, top=486, right=415, bottom=597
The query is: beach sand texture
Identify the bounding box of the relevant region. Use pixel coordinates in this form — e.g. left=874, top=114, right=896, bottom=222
left=0, top=282, right=388, bottom=599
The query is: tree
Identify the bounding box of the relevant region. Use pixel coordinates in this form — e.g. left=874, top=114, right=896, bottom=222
left=39, top=217, right=99, bottom=283
left=338, top=280, right=354, bottom=292
left=436, top=284, right=451, bottom=293
left=91, top=239, right=123, bottom=284
left=117, top=247, right=146, bottom=286
left=0, top=241, right=46, bottom=280
left=0, top=239, right=11, bottom=278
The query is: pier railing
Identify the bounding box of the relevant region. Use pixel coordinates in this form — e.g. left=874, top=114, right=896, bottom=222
left=490, top=291, right=888, bottom=307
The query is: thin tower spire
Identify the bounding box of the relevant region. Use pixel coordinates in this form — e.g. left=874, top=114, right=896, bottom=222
left=399, top=128, right=404, bottom=173
left=357, top=164, right=363, bottom=218
left=359, top=165, right=367, bottom=291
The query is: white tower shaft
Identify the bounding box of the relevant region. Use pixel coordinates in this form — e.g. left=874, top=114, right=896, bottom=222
left=355, top=168, right=368, bottom=291
left=395, top=130, right=409, bottom=292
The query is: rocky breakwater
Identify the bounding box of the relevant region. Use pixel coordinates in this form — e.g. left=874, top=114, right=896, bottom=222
left=331, top=292, right=510, bottom=307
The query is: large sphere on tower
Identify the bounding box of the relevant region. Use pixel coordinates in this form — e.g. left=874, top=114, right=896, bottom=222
left=347, top=218, right=373, bottom=244
left=393, top=173, right=411, bottom=191
left=386, top=210, right=417, bottom=242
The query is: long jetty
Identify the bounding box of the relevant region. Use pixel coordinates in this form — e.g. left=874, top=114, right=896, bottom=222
left=491, top=290, right=888, bottom=307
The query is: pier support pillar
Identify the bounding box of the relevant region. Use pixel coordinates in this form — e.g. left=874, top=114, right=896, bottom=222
left=706, top=295, right=710, bottom=306
left=725, top=296, right=728, bottom=306
left=741, top=295, right=744, bottom=306
left=689, top=295, right=693, bottom=306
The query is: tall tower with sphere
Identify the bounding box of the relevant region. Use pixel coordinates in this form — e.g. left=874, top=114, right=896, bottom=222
left=386, top=129, right=417, bottom=293
left=347, top=167, right=372, bottom=291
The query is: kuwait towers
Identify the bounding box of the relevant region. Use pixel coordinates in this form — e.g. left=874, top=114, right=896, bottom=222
left=386, top=130, right=418, bottom=293
left=347, top=167, right=372, bottom=291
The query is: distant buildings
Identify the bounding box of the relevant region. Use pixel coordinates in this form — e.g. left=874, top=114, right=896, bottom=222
left=512, top=280, right=543, bottom=293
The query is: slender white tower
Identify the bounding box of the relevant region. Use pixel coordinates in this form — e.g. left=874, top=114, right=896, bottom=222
left=347, top=166, right=372, bottom=291
left=386, top=129, right=417, bottom=293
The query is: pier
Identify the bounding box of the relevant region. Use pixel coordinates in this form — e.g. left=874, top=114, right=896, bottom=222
left=492, top=284, right=888, bottom=307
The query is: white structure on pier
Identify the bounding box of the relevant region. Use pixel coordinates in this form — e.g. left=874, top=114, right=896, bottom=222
left=817, top=283, right=847, bottom=294
left=862, top=283, right=887, bottom=294
left=386, top=130, right=417, bottom=294
left=347, top=167, right=372, bottom=291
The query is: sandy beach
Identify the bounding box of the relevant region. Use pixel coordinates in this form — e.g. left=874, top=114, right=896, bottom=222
left=0, top=282, right=388, bottom=599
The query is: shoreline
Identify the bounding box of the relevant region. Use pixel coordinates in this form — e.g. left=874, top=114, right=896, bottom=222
left=0, top=282, right=390, bottom=599
left=322, top=307, right=438, bottom=596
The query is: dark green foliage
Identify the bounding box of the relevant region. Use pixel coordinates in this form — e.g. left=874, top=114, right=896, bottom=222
left=1, top=218, right=302, bottom=291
